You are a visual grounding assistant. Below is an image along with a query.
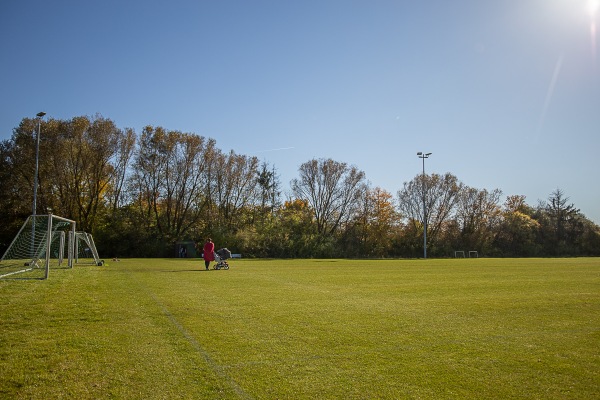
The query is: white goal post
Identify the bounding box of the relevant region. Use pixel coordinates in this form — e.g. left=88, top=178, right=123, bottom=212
left=0, top=214, right=76, bottom=279
left=75, top=232, right=103, bottom=266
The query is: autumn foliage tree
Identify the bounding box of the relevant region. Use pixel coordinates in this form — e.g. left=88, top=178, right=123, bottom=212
left=291, top=158, right=366, bottom=236
left=397, top=172, right=462, bottom=255
left=1, top=115, right=599, bottom=258
left=127, top=126, right=220, bottom=253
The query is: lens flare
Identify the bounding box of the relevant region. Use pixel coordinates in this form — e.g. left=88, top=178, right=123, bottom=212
left=592, top=21, right=597, bottom=53
left=591, top=0, right=599, bottom=64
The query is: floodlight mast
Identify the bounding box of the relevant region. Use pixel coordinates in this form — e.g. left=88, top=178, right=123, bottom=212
left=33, top=112, right=46, bottom=216
left=30, top=112, right=46, bottom=260
left=417, top=152, right=432, bottom=258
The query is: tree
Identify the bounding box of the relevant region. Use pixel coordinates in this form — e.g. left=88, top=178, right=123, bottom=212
left=454, top=186, right=503, bottom=254
left=129, top=126, right=212, bottom=247
left=4, top=115, right=127, bottom=233
left=0, top=138, right=29, bottom=251
left=291, top=158, right=366, bottom=236
left=256, top=162, right=281, bottom=222
left=538, top=188, right=583, bottom=255
left=494, top=195, right=541, bottom=256
left=211, top=150, right=260, bottom=231
left=578, top=218, right=600, bottom=255
left=4, top=118, right=47, bottom=217
left=5, top=114, right=600, bottom=259
left=343, top=187, right=400, bottom=257
left=51, top=115, right=126, bottom=232
left=106, top=127, right=136, bottom=213
left=397, top=173, right=462, bottom=255
left=245, top=198, right=315, bottom=258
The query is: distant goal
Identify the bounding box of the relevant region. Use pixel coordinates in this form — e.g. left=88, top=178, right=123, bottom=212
left=0, top=214, right=76, bottom=279
left=74, top=232, right=103, bottom=266
left=454, top=250, right=479, bottom=258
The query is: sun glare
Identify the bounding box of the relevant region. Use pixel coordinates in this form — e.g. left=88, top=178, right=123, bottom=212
left=589, top=0, right=600, bottom=17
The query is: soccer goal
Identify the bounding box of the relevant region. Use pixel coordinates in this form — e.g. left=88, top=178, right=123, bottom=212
left=0, top=214, right=76, bottom=279
left=74, top=232, right=103, bottom=266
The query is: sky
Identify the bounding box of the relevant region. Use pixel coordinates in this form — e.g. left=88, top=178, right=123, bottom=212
left=1, top=0, right=599, bottom=223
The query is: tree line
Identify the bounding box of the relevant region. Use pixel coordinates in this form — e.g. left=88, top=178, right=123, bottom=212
left=1, top=115, right=599, bottom=258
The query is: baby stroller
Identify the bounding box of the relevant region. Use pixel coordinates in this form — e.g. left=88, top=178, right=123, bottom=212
left=213, top=248, right=231, bottom=270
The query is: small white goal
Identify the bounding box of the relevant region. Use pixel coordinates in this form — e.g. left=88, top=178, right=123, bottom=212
left=75, top=232, right=103, bottom=266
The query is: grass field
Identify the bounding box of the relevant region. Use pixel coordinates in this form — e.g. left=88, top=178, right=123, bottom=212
left=1, top=258, right=599, bottom=399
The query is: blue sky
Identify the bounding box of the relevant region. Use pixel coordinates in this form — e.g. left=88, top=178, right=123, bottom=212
left=1, top=0, right=599, bottom=223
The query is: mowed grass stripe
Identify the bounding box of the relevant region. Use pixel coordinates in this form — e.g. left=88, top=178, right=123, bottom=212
left=1, top=258, right=599, bottom=399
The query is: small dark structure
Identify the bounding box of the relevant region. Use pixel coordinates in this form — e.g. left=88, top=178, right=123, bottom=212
left=175, top=241, right=197, bottom=258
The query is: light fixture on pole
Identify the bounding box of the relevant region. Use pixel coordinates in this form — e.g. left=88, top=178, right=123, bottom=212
left=417, top=152, right=432, bottom=259
left=32, top=112, right=46, bottom=216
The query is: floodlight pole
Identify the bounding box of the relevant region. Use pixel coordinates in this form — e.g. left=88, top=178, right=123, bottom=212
left=30, top=112, right=46, bottom=260
left=32, top=112, right=46, bottom=216
left=417, top=152, right=432, bottom=259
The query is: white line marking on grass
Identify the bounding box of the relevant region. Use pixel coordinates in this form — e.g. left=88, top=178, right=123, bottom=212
left=149, top=293, right=254, bottom=400
left=125, top=269, right=253, bottom=400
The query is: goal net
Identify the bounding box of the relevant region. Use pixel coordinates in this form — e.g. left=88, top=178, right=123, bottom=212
left=0, top=214, right=76, bottom=279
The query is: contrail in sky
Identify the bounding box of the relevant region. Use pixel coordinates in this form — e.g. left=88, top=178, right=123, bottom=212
left=254, top=146, right=295, bottom=153
left=536, top=54, right=563, bottom=141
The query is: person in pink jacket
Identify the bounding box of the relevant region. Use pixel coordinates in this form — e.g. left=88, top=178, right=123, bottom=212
left=202, top=238, right=215, bottom=270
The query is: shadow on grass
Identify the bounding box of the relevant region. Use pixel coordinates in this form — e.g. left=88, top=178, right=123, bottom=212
left=0, top=276, right=45, bottom=280
left=164, top=269, right=227, bottom=272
